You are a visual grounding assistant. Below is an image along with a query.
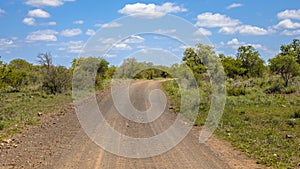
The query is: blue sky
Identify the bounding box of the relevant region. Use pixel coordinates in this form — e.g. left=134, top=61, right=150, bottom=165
left=0, top=0, right=300, bottom=67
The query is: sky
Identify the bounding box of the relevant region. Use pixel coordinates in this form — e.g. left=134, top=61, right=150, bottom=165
left=0, top=0, right=300, bottom=67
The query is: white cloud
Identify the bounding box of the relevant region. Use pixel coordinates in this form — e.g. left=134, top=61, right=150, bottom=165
left=226, top=3, right=243, bottom=9
left=99, top=38, right=117, bottom=44
left=102, top=22, right=122, bottom=28
left=219, top=25, right=270, bottom=35
left=28, top=9, right=50, bottom=18
left=103, top=54, right=117, bottom=58
left=23, top=17, right=36, bottom=26
left=42, top=21, right=57, bottom=26
left=73, top=20, right=84, bottom=25
left=194, top=28, right=212, bottom=36
left=124, top=35, right=145, bottom=43
left=225, top=38, right=267, bottom=51
left=281, top=29, right=300, bottom=36
left=274, top=19, right=300, bottom=29
left=25, top=0, right=75, bottom=7
left=86, top=29, right=96, bottom=36
left=195, top=12, right=240, bottom=28
left=113, top=43, right=132, bottom=50
left=26, top=29, right=58, bottom=42
left=154, top=29, right=176, bottom=34
left=61, top=28, right=82, bottom=37
left=0, top=38, right=14, bottom=50
left=0, top=8, right=5, bottom=15
left=118, top=2, right=187, bottom=18
left=278, top=9, right=300, bottom=20
left=227, top=38, right=241, bottom=46
left=60, top=41, right=84, bottom=53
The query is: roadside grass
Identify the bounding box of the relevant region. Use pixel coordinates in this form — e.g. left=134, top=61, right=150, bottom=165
left=161, top=79, right=300, bottom=169
left=0, top=90, right=72, bottom=141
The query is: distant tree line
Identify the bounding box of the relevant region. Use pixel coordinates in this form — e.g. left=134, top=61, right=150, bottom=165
left=183, top=39, right=300, bottom=88
left=1, top=38, right=299, bottom=94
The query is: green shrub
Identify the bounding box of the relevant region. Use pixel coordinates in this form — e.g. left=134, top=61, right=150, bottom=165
left=264, top=84, right=283, bottom=94
left=227, top=86, right=246, bottom=96
left=294, top=109, right=300, bottom=118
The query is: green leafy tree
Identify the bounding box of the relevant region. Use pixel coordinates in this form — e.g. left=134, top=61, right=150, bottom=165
left=280, top=39, right=300, bottom=64
left=38, top=53, right=71, bottom=94
left=236, top=45, right=265, bottom=77
left=7, top=59, right=33, bottom=89
left=183, top=47, right=207, bottom=76
left=269, top=54, right=300, bottom=87
left=72, top=57, right=109, bottom=89
left=219, top=54, right=246, bottom=78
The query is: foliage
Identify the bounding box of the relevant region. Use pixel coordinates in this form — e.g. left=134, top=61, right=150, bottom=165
left=280, top=39, right=300, bottom=64
left=269, top=54, right=300, bottom=87
left=236, top=45, right=265, bottom=77
left=219, top=54, right=246, bottom=78
left=183, top=47, right=207, bottom=77
left=38, top=53, right=72, bottom=94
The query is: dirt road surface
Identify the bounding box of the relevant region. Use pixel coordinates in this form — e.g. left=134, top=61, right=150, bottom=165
left=0, top=80, right=266, bottom=169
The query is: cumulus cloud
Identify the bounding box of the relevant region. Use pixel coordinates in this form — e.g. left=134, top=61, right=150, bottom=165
left=59, top=41, right=84, bottom=53
left=0, top=38, right=14, bottom=50
left=101, top=22, right=122, bottom=28
left=219, top=25, right=270, bottom=35
left=124, top=35, right=145, bottom=43
left=154, top=29, right=176, bottom=34
left=274, top=19, right=300, bottom=29
left=281, top=29, right=300, bottom=36
left=73, top=20, right=84, bottom=25
left=118, top=2, right=187, bottom=18
left=26, top=29, right=58, bottom=42
left=28, top=9, right=50, bottom=18
left=25, top=0, right=75, bottom=7
left=194, top=28, right=212, bottom=36
left=23, top=17, right=36, bottom=26
left=41, top=21, right=57, bottom=26
left=0, top=8, right=5, bottom=15
left=226, top=38, right=266, bottom=51
left=86, top=29, right=96, bottom=36
left=113, top=43, right=132, bottom=50
left=195, top=12, right=240, bottom=28
left=226, top=3, right=243, bottom=10
left=61, top=28, right=82, bottom=37
left=278, top=9, right=300, bottom=20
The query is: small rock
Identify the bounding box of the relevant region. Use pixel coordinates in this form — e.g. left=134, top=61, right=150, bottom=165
left=3, top=139, right=12, bottom=144
left=12, top=144, right=18, bottom=148
left=37, top=112, right=43, bottom=116
left=285, top=134, right=294, bottom=139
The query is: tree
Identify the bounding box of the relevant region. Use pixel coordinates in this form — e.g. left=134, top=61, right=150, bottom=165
left=219, top=54, right=246, bottom=78
left=280, top=39, right=300, bottom=64
left=269, top=54, right=300, bottom=87
left=183, top=47, right=207, bottom=76
left=72, top=57, right=110, bottom=89
left=236, top=45, right=265, bottom=77
left=7, top=59, right=33, bottom=89
left=38, top=53, right=71, bottom=94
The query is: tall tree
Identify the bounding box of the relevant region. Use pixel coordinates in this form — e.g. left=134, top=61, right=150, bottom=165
left=219, top=54, right=246, bottom=78
left=279, top=39, right=300, bottom=64
left=183, top=47, right=207, bottom=76
left=269, top=54, right=300, bottom=87
left=236, top=45, right=265, bottom=77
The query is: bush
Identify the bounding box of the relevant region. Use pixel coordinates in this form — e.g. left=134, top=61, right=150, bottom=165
left=227, top=86, right=246, bottom=96
left=294, top=109, right=300, bottom=118
left=264, top=84, right=283, bottom=94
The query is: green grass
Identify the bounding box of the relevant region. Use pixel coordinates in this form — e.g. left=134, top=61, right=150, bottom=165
left=0, top=91, right=72, bottom=141
left=162, top=79, right=300, bottom=169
